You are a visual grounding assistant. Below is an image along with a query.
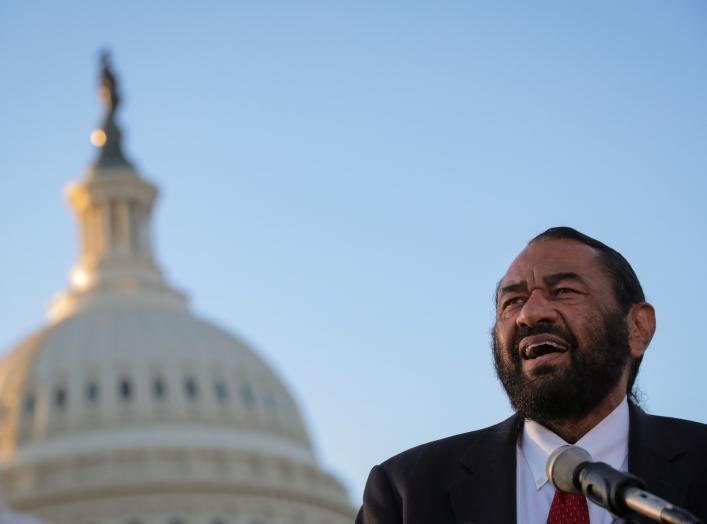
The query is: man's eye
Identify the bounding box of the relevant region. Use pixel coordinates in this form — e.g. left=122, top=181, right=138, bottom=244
left=555, top=288, right=576, bottom=296
left=503, top=297, right=525, bottom=309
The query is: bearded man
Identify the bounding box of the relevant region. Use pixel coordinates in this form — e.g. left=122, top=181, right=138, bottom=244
left=356, top=227, right=706, bottom=524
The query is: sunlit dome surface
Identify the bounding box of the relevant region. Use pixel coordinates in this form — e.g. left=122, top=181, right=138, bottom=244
left=0, top=55, right=353, bottom=524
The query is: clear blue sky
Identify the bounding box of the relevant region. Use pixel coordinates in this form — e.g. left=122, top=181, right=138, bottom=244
left=2, top=1, right=706, bottom=505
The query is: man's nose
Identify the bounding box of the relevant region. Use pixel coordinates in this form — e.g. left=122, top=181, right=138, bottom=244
left=516, top=290, right=558, bottom=328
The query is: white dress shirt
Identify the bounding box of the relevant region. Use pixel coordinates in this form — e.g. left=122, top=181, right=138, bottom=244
left=516, top=398, right=629, bottom=524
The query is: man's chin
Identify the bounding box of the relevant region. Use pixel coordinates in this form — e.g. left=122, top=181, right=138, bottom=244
left=525, top=364, right=559, bottom=378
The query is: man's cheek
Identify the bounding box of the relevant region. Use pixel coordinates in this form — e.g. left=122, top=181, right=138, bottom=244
left=498, top=340, right=517, bottom=365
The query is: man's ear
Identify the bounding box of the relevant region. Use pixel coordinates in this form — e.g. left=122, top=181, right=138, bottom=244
left=627, top=303, right=656, bottom=359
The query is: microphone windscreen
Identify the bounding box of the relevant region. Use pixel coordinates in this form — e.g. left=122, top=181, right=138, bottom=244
left=546, top=445, right=593, bottom=494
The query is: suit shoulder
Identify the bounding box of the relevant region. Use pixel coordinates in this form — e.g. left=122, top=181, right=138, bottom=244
left=634, top=407, right=707, bottom=467
left=380, top=430, right=476, bottom=471
left=378, top=415, right=519, bottom=482
left=644, top=412, right=707, bottom=445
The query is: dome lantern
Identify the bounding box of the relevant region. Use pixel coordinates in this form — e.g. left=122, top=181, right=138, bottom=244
left=48, top=53, right=186, bottom=323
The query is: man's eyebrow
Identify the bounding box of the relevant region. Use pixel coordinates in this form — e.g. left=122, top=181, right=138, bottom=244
left=495, top=273, right=586, bottom=303
left=497, top=281, right=527, bottom=297
left=544, top=272, right=586, bottom=287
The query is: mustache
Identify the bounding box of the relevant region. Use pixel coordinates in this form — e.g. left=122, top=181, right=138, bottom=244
left=511, top=324, right=578, bottom=357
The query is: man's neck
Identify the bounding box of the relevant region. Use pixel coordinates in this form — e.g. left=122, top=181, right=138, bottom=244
left=538, top=390, right=627, bottom=443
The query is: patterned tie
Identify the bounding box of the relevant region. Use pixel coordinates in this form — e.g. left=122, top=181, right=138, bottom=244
left=546, top=489, right=590, bottom=524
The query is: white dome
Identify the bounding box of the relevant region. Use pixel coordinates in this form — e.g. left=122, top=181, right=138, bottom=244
left=0, top=304, right=352, bottom=524
left=1, top=306, right=314, bottom=464
left=0, top=58, right=353, bottom=524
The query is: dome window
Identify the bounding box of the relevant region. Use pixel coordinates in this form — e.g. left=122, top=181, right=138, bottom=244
left=240, top=384, right=255, bottom=408
left=214, top=380, right=229, bottom=404
left=54, top=386, right=67, bottom=409
left=23, top=393, right=35, bottom=415
left=86, top=381, right=100, bottom=404
left=119, top=378, right=132, bottom=401
left=153, top=377, right=166, bottom=400
left=184, top=378, right=198, bottom=401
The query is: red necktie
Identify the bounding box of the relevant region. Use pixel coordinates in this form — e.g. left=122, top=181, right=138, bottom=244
left=546, top=489, right=590, bottom=524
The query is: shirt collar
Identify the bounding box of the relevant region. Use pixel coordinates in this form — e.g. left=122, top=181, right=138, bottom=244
left=519, top=397, right=629, bottom=490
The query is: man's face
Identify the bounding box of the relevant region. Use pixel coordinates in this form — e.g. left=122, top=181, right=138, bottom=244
left=493, top=238, right=631, bottom=424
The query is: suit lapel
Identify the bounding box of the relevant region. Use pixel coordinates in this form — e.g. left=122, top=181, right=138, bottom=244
left=449, top=415, right=521, bottom=524
left=628, top=403, right=687, bottom=523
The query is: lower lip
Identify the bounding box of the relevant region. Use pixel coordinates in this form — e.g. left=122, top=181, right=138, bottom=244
left=523, top=351, right=568, bottom=371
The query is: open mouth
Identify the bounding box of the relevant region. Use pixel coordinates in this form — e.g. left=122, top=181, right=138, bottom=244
left=520, top=338, right=569, bottom=360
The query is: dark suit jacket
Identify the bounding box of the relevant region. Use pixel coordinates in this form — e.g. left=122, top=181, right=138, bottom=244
left=356, top=404, right=707, bottom=524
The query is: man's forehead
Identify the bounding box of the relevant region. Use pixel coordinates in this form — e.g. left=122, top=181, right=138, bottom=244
left=500, top=238, right=603, bottom=286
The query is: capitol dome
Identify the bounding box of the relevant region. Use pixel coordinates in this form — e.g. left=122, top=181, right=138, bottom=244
left=0, top=56, right=353, bottom=524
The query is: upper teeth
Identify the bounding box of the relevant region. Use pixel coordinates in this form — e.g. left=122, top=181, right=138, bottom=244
left=524, top=341, right=567, bottom=359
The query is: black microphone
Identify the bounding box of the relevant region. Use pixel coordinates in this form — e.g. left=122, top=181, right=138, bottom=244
left=546, top=445, right=702, bottom=524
